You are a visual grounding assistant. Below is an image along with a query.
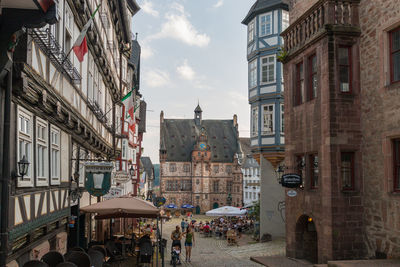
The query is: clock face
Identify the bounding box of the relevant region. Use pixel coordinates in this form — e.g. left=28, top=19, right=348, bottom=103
left=199, top=142, right=207, bottom=151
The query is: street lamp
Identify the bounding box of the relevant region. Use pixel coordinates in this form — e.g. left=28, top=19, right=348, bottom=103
left=129, top=165, right=135, bottom=177
left=17, top=155, right=30, bottom=179
left=275, top=164, right=286, bottom=184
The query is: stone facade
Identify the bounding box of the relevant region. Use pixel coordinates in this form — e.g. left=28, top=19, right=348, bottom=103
left=359, top=0, right=400, bottom=258
left=160, top=106, right=243, bottom=213
left=282, top=0, right=400, bottom=263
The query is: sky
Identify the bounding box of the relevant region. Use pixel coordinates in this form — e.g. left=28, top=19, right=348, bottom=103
left=133, top=0, right=255, bottom=163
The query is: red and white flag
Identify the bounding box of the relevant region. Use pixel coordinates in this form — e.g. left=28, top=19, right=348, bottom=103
left=72, top=4, right=100, bottom=62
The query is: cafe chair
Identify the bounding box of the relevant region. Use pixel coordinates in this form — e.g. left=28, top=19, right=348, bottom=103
left=41, top=251, right=65, bottom=267
left=64, top=251, right=91, bottom=267
left=88, top=250, right=104, bottom=267
left=23, top=261, right=49, bottom=267
left=56, top=263, right=77, bottom=267
left=88, top=246, right=107, bottom=258
left=69, top=247, right=85, bottom=253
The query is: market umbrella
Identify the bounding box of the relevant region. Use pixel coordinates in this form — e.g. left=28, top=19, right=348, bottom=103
left=181, top=204, right=194, bottom=209
left=205, top=206, right=247, bottom=217
left=165, top=203, right=177, bottom=209
left=80, top=196, right=160, bottom=219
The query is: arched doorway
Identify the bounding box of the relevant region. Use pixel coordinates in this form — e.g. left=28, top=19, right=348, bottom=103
left=195, top=206, right=201, bottom=214
left=295, top=215, right=318, bottom=263
left=213, top=202, right=219, bottom=209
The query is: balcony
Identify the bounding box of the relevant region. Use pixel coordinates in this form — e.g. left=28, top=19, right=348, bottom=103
left=281, top=0, right=360, bottom=57
left=30, top=28, right=81, bottom=84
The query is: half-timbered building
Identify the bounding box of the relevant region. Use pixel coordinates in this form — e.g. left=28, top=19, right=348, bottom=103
left=0, top=0, right=140, bottom=266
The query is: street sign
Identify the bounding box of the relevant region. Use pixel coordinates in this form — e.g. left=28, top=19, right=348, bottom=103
left=281, top=173, right=302, bottom=188
left=103, top=187, right=123, bottom=200
left=287, top=190, right=297, bottom=197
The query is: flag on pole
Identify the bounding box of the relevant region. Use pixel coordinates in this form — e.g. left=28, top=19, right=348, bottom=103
left=122, top=90, right=135, bottom=119
left=72, top=4, right=101, bottom=62
left=122, top=89, right=136, bottom=133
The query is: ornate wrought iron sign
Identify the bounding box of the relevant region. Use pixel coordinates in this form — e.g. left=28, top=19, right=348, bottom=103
left=281, top=173, right=302, bottom=188
left=84, top=162, right=113, bottom=196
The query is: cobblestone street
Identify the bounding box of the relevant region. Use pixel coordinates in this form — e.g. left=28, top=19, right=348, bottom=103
left=161, top=216, right=285, bottom=267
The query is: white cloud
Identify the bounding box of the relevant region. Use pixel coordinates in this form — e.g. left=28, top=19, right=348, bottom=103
left=177, top=59, right=195, bottom=80
left=141, top=0, right=159, bottom=17
left=147, top=3, right=210, bottom=47
left=141, top=44, right=154, bottom=59
left=213, top=0, right=224, bottom=8
left=143, top=69, right=170, bottom=88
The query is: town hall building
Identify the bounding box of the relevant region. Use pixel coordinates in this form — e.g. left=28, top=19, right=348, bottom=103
left=159, top=105, right=243, bottom=213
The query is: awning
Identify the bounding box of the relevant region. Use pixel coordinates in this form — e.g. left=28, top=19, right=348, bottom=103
left=205, top=206, right=247, bottom=217
left=80, top=196, right=159, bottom=219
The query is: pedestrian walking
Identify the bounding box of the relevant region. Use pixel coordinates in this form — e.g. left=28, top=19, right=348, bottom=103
left=183, top=226, right=195, bottom=262
left=181, top=218, right=185, bottom=232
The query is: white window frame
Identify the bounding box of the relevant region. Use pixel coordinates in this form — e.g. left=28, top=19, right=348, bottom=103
left=260, top=12, right=272, bottom=37
left=282, top=10, right=289, bottom=31
left=260, top=55, right=276, bottom=85
left=251, top=106, right=258, bottom=137
left=248, top=19, right=255, bottom=43
left=36, top=117, right=49, bottom=186
left=65, top=4, right=73, bottom=35
left=122, top=139, right=128, bottom=159
left=50, top=126, right=61, bottom=185
left=17, top=107, right=34, bottom=187
left=262, top=104, right=275, bottom=135
left=249, top=59, right=257, bottom=88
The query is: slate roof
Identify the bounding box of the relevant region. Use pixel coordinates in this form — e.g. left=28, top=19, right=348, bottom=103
left=140, top=157, right=153, bottom=174
left=242, top=0, right=289, bottom=25
left=138, top=100, right=146, bottom=133
left=195, top=104, right=202, bottom=112
left=242, top=154, right=260, bottom=169
left=160, top=118, right=240, bottom=163
left=239, top=138, right=251, bottom=156
left=130, top=39, right=141, bottom=90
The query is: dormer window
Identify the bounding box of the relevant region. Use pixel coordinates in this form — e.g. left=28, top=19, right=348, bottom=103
left=248, top=19, right=255, bottom=43
left=260, top=12, right=272, bottom=36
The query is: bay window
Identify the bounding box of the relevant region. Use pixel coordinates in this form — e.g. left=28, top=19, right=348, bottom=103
left=18, top=108, right=33, bottom=187
left=262, top=104, right=274, bottom=135
left=36, top=118, right=48, bottom=186
left=51, top=126, right=61, bottom=185
left=251, top=106, right=258, bottom=137
left=260, top=13, right=272, bottom=36
left=261, top=55, right=275, bottom=84
left=390, top=27, right=400, bottom=83
left=339, top=46, right=352, bottom=93
left=248, top=19, right=255, bottom=43
left=249, top=59, right=257, bottom=88
left=282, top=10, right=289, bottom=31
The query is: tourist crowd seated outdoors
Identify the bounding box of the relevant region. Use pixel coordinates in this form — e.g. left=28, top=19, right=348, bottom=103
left=196, top=217, right=254, bottom=243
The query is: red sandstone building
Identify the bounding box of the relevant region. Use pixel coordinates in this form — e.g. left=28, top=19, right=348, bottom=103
left=159, top=105, right=243, bottom=213
left=281, top=0, right=400, bottom=263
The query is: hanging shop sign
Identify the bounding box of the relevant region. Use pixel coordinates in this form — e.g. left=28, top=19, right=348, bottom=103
left=281, top=173, right=302, bottom=188
left=85, top=162, right=114, bottom=197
